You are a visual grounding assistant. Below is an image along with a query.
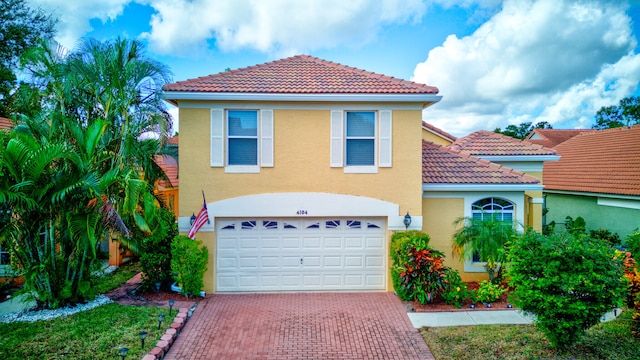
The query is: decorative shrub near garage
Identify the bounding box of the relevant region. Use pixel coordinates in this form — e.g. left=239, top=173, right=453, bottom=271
left=390, top=231, right=453, bottom=304
left=507, top=230, right=627, bottom=348
left=171, top=235, right=208, bottom=297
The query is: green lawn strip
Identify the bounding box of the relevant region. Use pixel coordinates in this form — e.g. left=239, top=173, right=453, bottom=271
left=0, top=303, right=171, bottom=360
left=421, top=310, right=640, bottom=360
left=92, top=261, right=141, bottom=294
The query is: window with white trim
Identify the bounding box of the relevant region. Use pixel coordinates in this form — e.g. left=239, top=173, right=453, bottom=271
left=471, top=197, right=514, bottom=263
left=227, top=110, right=258, bottom=166
left=210, top=108, right=274, bottom=172
left=345, top=111, right=375, bottom=166
left=330, top=109, right=392, bottom=172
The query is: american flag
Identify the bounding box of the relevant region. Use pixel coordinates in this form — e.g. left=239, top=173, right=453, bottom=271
left=187, top=194, right=209, bottom=239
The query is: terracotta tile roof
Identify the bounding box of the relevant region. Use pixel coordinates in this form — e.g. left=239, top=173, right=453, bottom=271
left=450, top=130, right=557, bottom=156
left=543, top=125, right=640, bottom=196
left=422, top=140, right=540, bottom=185
left=0, top=117, right=12, bottom=130
left=422, top=121, right=457, bottom=141
left=155, top=155, right=178, bottom=189
left=163, top=55, right=439, bottom=94
left=527, top=128, right=595, bottom=148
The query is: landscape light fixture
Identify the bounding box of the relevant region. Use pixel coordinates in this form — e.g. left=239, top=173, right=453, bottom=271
left=190, top=213, right=196, bottom=225
left=155, top=282, right=161, bottom=293
left=139, top=331, right=148, bottom=349
left=158, top=313, right=165, bottom=330
left=403, top=212, right=411, bottom=229
left=168, top=299, right=175, bottom=315
left=118, top=347, right=128, bottom=360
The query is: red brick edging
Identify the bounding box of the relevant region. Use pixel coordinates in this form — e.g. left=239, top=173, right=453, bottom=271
left=142, top=305, right=197, bottom=360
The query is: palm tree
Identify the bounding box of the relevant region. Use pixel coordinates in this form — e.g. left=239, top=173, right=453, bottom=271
left=0, top=38, right=173, bottom=308
left=451, top=216, right=517, bottom=282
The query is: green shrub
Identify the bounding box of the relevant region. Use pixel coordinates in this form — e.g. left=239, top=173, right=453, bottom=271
left=564, top=215, right=586, bottom=236
left=441, top=270, right=470, bottom=308
left=625, top=229, right=640, bottom=258
left=390, top=231, right=432, bottom=300
left=473, top=280, right=505, bottom=304
left=390, top=231, right=450, bottom=304
left=171, top=235, right=208, bottom=297
left=589, top=228, right=620, bottom=246
left=507, top=230, right=627, bottom=349
left=139, top=208, right=178, bottom=292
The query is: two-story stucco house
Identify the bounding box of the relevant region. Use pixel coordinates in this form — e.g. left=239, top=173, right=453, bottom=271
left=162, top=55, right=549, bottom=293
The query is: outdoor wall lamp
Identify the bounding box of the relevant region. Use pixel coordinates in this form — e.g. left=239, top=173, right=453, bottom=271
left=118, top=347, right=129, bottom=360
left=190, top=213, right=196, bottom=225
left=403, top=212, right=412, bottom=229
left=139, top=331, right=148, bottom=349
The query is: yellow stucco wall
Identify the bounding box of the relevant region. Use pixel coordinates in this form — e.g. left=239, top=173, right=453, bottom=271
left=422, top=127, right=453, bottom=146
left=178, top=105, right=424, bottom=293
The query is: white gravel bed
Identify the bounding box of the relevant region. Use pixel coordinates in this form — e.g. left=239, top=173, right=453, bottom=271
left=0, top=295, right=113, bottom=323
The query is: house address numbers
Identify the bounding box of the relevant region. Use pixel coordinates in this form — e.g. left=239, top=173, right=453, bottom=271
left=296, top=210, right=308, bottom=215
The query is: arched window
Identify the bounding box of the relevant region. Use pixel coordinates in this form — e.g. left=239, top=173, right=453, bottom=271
left=471, top=198, right=515, bottom=263
left=472, top=198, right=514, bottom=222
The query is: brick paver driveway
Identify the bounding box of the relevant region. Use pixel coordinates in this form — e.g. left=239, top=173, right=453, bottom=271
left=165, top=292, right=434, bottom=360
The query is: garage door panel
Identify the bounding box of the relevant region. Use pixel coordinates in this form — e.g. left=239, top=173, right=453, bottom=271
left=216, top=217, right=386, bottom=292
left=324, top=256, right=342, bottom=267
left=238, top=257, right=258, bottom=269
left=345, top=237, right=364, bottom=249
left=344, top=256, right=363, bottom=267
left=281, top=238, right=301, bottom=249
left=260, top=237, right=279, bottom=249
left=324, top=237, right=341, bottom=249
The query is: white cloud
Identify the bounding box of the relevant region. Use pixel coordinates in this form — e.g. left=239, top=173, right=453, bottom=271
left=28, top=0, right=131, bottom=50
left=140, top=0, right=427, bottom=56
left=413, top=0, right=640, bottom=136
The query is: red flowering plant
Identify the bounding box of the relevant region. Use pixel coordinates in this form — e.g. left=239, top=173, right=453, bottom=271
left=398, top=246, right=449, bottom=304
left=618, top=250, right=640, bottom=337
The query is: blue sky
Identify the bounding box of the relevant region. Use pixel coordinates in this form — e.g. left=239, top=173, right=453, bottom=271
left=29, top=0, right=640, bottom=136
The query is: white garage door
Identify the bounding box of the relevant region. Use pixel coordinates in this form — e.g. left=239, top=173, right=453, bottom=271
left=216, top=217, right=386, bottom=292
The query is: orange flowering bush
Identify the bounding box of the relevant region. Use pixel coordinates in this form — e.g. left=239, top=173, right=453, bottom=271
left=619, top=250, right=640, bottom=337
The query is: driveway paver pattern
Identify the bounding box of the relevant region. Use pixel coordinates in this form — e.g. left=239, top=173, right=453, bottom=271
left=165, top=292, right=434, bottom=360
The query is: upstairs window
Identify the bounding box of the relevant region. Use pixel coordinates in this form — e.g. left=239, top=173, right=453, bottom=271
left=345, top=111, right=375, bottom=166
left=227, top=110, right=258, bottom=166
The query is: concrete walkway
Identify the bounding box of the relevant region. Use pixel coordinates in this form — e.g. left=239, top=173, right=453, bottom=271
left=407, top=308, right=622, bottom=328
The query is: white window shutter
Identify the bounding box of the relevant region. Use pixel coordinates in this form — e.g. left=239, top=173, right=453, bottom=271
left=379, top=110, right=392, bottom=167
left=260, top=109, right=274, bottom=167
left=210, top=109, right=224, bottom=167
left=330, top=110, right=343, bottom=167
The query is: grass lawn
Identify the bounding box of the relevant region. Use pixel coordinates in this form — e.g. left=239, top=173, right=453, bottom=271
left=0, top=303, right=171, bottom=359
left=0, top=261, right=173, bottom=360
left=421, top=310, right=640, bottom=360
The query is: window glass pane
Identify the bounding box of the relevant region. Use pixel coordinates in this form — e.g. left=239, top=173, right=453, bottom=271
left=325, top=220, right=340, bottom=229
left=228, top=110, right=257, bottom=136
left=347, top=220, right=361, bottom=228
left=346, top=112, right=375, bottom=136
left=228, top=138, right=258, bottom=165
left=241, top=221, right=257, bottom=229
left=346, top=139, right=374, bottom=165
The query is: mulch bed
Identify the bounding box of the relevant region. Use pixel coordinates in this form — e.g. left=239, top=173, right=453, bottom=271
left=404, top=282, right=516, bottom=312
left=105, top=272, right=199, bottom=310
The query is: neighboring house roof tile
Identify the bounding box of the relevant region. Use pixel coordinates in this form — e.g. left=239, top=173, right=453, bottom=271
left=422, top=121, right=457, bottom=141
left=163, top=55, right=439, bottom=94
left=422, top=140, right=540, bottom=184
left=543, top=125, right=640, bottom=196
left=0, top=117, right=12, bottom=130
left=527, top=128, right=595, bottom=148
left=156, top=155, right=178, bottom=189
left=449, top=130, right=557, bottom=156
